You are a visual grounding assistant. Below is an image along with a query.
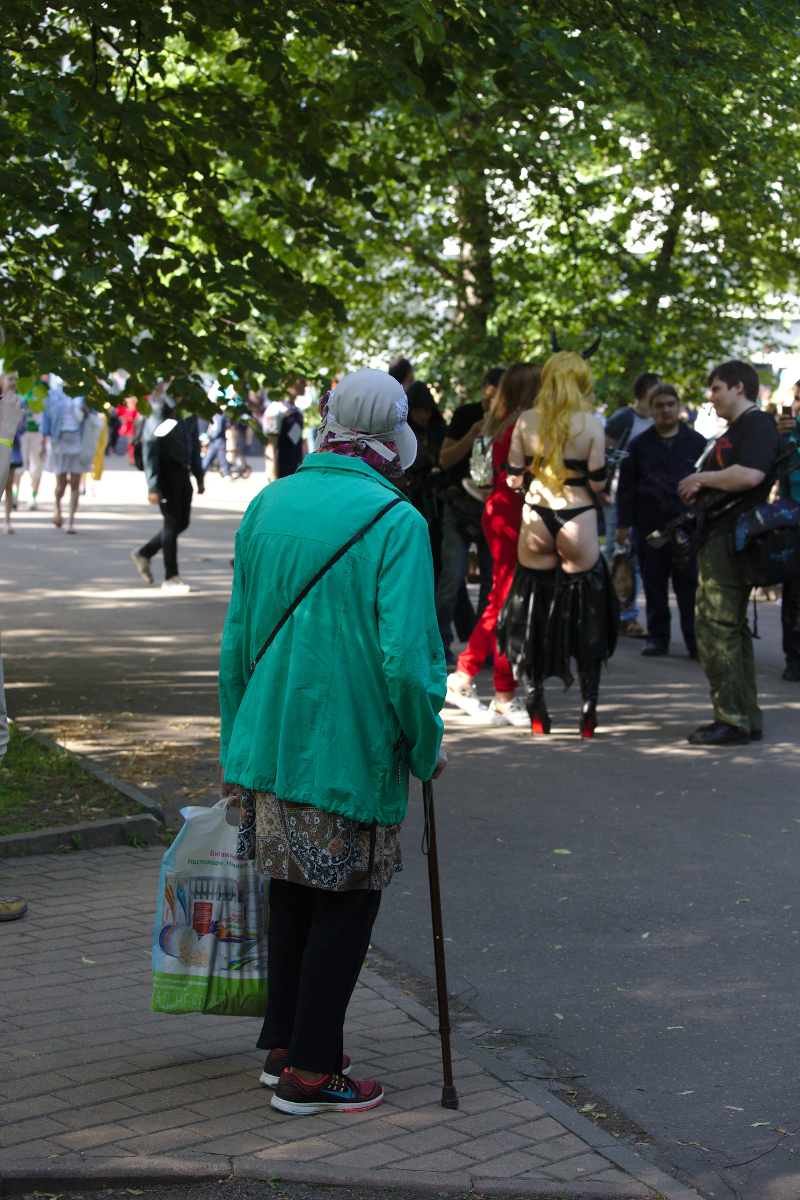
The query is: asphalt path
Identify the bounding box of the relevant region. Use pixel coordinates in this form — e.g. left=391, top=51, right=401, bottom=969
left=2, top=459, right=800, bottom=1200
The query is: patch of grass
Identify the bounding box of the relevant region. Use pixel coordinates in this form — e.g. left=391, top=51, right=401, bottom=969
left=0, top=724, right=144, bottom=837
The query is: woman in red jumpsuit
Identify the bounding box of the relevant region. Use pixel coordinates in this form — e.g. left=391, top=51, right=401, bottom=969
left=446, top=362, right=541, bottom=726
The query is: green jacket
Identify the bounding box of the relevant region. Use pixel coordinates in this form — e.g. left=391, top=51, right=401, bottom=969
left=218, top=453, right=446, bottom=825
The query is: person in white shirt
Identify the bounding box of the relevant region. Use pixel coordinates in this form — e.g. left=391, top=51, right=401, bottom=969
left=1, top=374, right=23, bottom=534
left=20, top=399, right=45, bottom=510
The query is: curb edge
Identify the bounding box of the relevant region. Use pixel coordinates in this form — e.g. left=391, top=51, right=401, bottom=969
left=359, top=967, right=701, bottom=1200
left=15, top=723, right=167, bottom=823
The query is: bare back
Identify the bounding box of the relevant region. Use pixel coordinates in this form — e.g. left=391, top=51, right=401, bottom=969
left=508, top=407, right=606, bottom=573
left=509, top=408, right=605, bottom=509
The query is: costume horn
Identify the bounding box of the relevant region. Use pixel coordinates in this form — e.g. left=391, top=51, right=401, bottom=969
left=582, top=335, right=601, bottom=359
left=550, top=329, right=561, bottom=353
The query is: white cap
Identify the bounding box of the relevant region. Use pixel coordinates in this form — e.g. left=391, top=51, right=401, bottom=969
left=315, top=368, right=417, bottom=470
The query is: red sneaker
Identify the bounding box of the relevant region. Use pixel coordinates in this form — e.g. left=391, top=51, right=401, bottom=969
left=260, top=1049, right=352, bottom=1088
left=270, top=1069, right=383, bottom=1114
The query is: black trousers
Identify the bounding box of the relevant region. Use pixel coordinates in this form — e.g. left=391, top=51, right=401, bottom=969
left=783, top=578, right=800, bottom=664
left=139, top=462, right=193, bottom=580
left=635, top=530, right=698, bottom=651
left=257, top=879, right=381, bottom=1076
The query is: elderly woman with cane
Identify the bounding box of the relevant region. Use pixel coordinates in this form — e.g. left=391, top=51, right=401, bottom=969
left=219, top=369, right=448, bottom=1115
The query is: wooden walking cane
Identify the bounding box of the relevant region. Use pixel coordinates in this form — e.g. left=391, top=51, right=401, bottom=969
left=422, top=779, right=459, bottom=1109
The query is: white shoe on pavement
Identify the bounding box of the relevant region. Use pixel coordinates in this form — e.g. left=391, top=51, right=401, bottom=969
left=27, top=498, right=37, bottom=511
left=162, top=576, right=191, bottom=594
left=446, top=673, right=497, bottom=720
left=131, top=550, right=154, bottom=584
left=488, top=697, right=530, bottom=727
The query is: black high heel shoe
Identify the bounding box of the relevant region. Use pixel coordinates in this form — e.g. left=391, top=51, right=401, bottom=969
left=578, top=660, right=601, bottom=739
left=579, top=703, right=597, bottom=739
left=526, top=686, right=551, bottom=735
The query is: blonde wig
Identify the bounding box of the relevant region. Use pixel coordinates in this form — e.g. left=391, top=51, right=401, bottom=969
left=532, top=351, right=595, bottom=492
left=482, top=361, right=541, bottom=441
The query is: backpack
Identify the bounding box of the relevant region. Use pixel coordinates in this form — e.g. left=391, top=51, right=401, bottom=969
left=469, top=435, right=494, bottom=488
left=734, top=499, right=800, bottom=587
left=132, top=415, right=145, bottom=471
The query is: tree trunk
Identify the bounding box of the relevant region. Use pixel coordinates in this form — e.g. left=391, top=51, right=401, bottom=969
left=451, top=161, right=500, bottom=390
left=617, top=192, right=688, bottom=397
left=430, top=92, right=503, bottom=395
left=643, top=192, right=688, bottom=325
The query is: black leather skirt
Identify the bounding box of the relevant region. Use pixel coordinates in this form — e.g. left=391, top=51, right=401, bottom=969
left=497, top=557, right=619, bottom=689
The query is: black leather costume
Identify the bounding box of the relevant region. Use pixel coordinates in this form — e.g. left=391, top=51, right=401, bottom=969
left=497, top=557, right=618, bottom=688
left=497, top=458, right=618, bottom=734
left=524, top=457, right=605, bottom=536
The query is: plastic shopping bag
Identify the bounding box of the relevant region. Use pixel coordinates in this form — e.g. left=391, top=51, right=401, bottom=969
left=150, top=799, right=269, bottom=1017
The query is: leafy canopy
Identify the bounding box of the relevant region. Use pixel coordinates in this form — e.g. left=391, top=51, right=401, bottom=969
left=2, top=1, right=800, bottom=409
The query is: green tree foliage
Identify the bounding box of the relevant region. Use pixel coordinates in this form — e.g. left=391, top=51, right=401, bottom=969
left=0, top=0, right=444, bottom=405
left=284, top=2, right=800, bottom=406
left=3, top=2, right=800, bottom=409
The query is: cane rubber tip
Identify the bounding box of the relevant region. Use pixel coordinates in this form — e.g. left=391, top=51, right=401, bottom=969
left=441, top=1086, right=459, bottom=1109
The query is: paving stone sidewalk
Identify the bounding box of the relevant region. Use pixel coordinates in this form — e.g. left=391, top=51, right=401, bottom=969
left=0, top=848, right=696, bottom=1199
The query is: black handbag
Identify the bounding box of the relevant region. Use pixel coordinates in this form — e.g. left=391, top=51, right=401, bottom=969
left=445, top=485, right=485, bottom=542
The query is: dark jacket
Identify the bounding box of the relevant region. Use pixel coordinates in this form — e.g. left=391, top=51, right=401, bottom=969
left=395, top=413, right=446, bottom=524
left=779, top=415, right=800, bottom=504
left=142, top=397, right=204, bottom=494
left=208, top=412, right=231, bottom=442
left=617, top=422, right=707, bottom=536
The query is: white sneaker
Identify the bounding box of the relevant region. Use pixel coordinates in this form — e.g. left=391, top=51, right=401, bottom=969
left=162, top=576, right=191, bottom=594
left=446, top=673, right=495, bottom=719
left=27, top=498, right=37, bottom=511
left=489, top=697, right=531, bottom=727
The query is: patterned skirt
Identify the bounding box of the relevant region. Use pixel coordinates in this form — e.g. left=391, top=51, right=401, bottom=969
left=236, top=790, right=402, bottom=892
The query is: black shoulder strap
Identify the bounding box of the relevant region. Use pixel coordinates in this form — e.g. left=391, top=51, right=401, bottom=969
left=248, top=496, right=403, bottom=681
left=615, top=406, right=637, bottom=452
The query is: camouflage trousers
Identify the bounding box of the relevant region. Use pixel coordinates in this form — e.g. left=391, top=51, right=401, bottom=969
left=695, top=534, right=762, bottom=735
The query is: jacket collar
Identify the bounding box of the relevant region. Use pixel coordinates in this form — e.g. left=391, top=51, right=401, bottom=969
left=644, top=421, right=693, bottom=444
left=298, top=451, right=410, bottom=500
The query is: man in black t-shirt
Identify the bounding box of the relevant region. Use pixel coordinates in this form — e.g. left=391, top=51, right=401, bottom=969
left=435, top=367, right=504, bottom=668
left=677, top=360, right=779, bottom=745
